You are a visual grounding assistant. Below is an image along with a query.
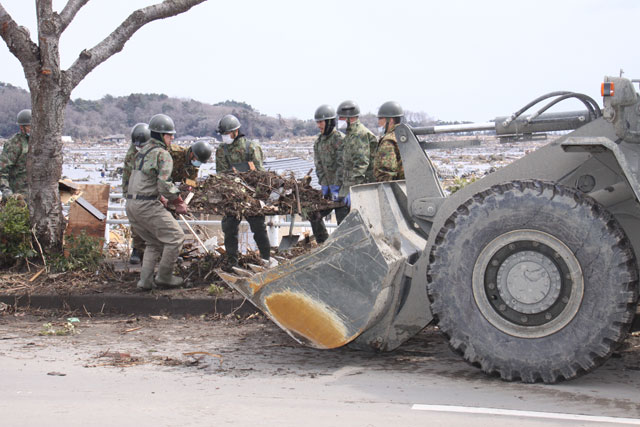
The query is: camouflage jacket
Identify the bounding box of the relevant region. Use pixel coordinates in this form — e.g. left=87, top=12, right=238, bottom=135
left=373, top=124, right=405, bottom=182
left=215, top=135, right=264, bottom=173
left=313, top=128, right=344, bottom=186
left=121, top=143, right=137, bottom=196
left=0, top=132, right=29, bottom=194
left=339, top=120, right=377, bottom=197
left=168, top=144, right=199, bottom=183
left=128, top=138, right=180, bottom=200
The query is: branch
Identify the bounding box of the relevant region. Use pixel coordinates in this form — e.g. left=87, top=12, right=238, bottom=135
left=64, top=0, right=207, bottom=91
left=57, top=0, right=90, bottom=34
left=0, top=3, right=40, bottom=68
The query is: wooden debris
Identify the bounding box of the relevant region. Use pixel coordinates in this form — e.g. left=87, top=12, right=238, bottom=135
left=29, top=269, right=45, bottom=282
left=187, top=170, right=342, bottom=218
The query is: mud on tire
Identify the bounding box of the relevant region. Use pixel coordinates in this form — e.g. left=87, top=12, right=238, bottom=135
left=427, top=180, right=639, bottom=383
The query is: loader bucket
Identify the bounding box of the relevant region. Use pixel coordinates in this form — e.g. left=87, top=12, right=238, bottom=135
left=217, top=181, right=431, bottom=350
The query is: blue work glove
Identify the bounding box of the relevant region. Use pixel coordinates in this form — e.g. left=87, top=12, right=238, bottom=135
left=344, top=193, right=351, bottom=207
left=321, top=185, right=330, bottom=197
left=329, top=185, right=340, bottom=201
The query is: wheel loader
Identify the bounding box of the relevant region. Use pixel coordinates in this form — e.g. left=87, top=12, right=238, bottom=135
left=218, top=75, right=640, bottom=383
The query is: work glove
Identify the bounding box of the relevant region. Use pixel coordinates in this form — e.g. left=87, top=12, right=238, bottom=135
left=329, top=185, right=341, bottom=202
left=321, top=185, right=330, bottom=197
left=159, top=195, right=169, bottom=208
left=344, top=193, right=351, bottom=207
left=170, top=196, right=188, bottom=215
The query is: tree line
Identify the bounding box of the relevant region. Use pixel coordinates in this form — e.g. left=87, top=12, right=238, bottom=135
left=0, top=82, right=437, bottom=141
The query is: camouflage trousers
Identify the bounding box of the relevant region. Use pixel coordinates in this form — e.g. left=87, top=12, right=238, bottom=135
left=131, top=228, right=146, bottom=252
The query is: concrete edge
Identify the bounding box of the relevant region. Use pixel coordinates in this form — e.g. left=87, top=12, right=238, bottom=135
left=0, top=293, right=258, bottom=316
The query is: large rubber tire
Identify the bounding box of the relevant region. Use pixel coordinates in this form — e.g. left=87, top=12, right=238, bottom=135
left=427, top=180, right=639, bottom=383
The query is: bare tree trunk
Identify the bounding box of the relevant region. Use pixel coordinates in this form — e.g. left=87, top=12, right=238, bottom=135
left=23, top=0, right=67, bottom=251
left=28, top=82, right=68, bottom=251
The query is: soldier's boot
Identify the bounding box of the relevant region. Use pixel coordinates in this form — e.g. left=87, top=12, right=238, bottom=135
left=154, top=240, right=184, bottom=288
left=129, top=248, right=143, bottom=265
left=221, top=252, right=238, bottom=272
left=137, top=247, right=160, bottom=290
left=309, top=216, right=329, bottom=244
left=154, top=265, right=184, bottom=288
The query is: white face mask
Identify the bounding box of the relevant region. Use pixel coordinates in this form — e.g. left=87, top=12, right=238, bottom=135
left=222, top=134, right=233, bottom=143
left=338, top=120, right=347, bottom=130
left=377, top=126, right=386, bottom=135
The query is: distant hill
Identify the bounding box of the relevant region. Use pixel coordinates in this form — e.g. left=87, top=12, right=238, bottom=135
left=0, top=82, right=437, bottom=140
left=0, top=82, right=31, bottom=137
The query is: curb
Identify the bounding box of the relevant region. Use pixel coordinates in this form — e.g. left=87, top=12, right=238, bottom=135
left=0, top=294, right=258, bottom=316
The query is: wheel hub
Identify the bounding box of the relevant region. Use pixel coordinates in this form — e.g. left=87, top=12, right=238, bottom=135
left=497, top=250, right=561, bottom=313
left=473, top=230, right=584, bottom=338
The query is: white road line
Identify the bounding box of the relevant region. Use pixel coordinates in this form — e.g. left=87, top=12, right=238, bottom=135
left=411, top=404, right=640, bottom=425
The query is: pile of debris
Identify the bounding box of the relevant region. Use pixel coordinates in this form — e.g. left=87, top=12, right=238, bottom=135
left=187, top=170, right=343, bottom=218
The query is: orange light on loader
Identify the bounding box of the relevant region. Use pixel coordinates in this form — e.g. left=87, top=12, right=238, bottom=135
left=601, top=82, right=615, bottom=96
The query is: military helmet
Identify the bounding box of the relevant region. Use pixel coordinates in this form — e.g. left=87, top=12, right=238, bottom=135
left=377, top=101, right=404, bottom=118
left=149, top=114, right=176, bottom=134
left=314, top=104, right=336, bottom=121
left=337, top=100, right=360, bottom=118
left=131, top=123, right=150, bottom=146
left=191, top=140, right=213, bottom=162
left=217, top=114, right=241, bottom=134
left=17, top=109, right=32, bottom=125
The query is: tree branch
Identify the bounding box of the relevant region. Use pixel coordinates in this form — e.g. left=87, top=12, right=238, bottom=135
left=57, top=0, right=90, bottom=34
left=0, top=3, right=40, bottom=68
left=64, top=0, right=207, bottom=91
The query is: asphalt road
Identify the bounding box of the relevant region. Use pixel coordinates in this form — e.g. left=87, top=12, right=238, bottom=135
left=1, top=314, right=639, bottom=426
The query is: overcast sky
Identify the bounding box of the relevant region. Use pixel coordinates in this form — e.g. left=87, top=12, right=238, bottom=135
left=1, top=0, right=639, bottom=123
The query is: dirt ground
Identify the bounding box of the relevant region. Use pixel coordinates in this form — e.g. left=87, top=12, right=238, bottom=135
left=0, top=266, right=224, bottom=300
left=0, top=243, right=315, bottom=300
left=1, top=309, right=639, bottom=382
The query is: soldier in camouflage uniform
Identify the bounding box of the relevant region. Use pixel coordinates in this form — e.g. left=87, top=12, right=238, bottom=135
left=309, top=105, right=344, bottom=242
left=122, top=123, right=151, bottom=264
left=374, top=101, right=405, bottom=182
left=0, top=109, right=31, bottom=200
left=125, top=114, right=189, bottom=290
left=336, top=100, right=377, bottom=209
left=215, top=114, right=273, bottom=266
left=124, top=129, right=212, bottom=265
left=168, top=140, right=212, bottom=183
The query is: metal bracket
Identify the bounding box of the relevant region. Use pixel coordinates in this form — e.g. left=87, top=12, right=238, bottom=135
left=412, top=197, right=445, bottom=219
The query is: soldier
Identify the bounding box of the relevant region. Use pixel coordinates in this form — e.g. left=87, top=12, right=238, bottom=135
left=215, top=114, right=274, bottom=267
left=374, top=101, right=405, bottom=182
left=125, top=114, right=188, bottom=290
left=0, top=109, right=31, bottom=200
left=309, top=105, right=344, bottom=242
left=168, top=140, right=212, bottom=184
left=122, top=123, right=151, bottom=264
left=336, top=100, right=377, bottom=209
